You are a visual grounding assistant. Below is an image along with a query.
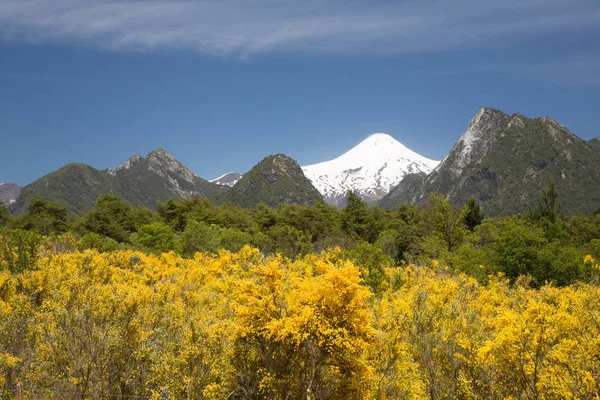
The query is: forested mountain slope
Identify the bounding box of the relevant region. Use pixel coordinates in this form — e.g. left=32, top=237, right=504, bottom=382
left=381, top=108, right=600, bottom=216
left=12, top=149, right=225, bottom=213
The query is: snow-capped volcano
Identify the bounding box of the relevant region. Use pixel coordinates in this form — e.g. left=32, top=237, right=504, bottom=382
left=210, top=172, right=242, bottom=187
left=302, top=133, right=439, bottom=207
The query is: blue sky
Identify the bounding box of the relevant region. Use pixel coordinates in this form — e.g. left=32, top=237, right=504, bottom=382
left=1, top=0, right=599, bottom=186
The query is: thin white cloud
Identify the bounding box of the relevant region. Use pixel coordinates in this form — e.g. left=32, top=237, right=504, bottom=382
left=0, top=0, right=599, bottom=56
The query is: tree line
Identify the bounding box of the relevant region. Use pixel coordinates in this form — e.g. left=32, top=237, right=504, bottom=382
left=2, top=184, right=599, bottom=289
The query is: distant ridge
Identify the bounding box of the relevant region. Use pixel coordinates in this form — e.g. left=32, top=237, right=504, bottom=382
left=211, top=172, right=243, bottom=187
left=12, top=149, right=225, bottom=213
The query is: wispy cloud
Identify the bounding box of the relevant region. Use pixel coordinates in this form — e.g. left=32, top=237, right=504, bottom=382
left=0, top=0, right=599, bottom=56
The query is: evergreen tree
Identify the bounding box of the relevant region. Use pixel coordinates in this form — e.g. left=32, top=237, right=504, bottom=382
left=531, top=179, right=561, bottom=223
left=462, top=198, right=485, bottom=232
left=341, top=191, right=375, bottom=242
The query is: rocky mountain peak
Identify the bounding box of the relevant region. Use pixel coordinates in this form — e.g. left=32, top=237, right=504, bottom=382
left=539, top=116, right=568, bottom=130
left=446, top=108, right=510, bottom=175
left=148, top=148, right=174, bottom=160
left=107, top=154, right=142, bottom=176
left=272, top=154, right=300, bottom=178
left=0, top=183, right=21, bottom=206
left=146, top=149, right=198, bottom=184
left=537, top=116, right=578, bottom=143
left=467, top=107, right=507, bottom=130
left=507, top=114, right=527, bottom=129
left=108, top=149, right=199, bottom=186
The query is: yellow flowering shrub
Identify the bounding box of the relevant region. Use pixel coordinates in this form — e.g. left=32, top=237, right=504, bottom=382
left=0, top=247, right=599, bottom=399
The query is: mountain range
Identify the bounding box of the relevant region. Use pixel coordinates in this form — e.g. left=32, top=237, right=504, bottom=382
left=11, top=149, right=226, bottom=213
left=6, top=107, right=600, bottom=216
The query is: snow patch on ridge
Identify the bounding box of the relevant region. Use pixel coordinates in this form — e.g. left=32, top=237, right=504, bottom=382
left=211, top=172, right=243, bottom=187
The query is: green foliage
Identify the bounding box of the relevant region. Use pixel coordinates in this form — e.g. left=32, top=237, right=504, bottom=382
left=4, top=191, right=600, bottom=289
left=391, top=205, right=427, bottom=263
left=343, top=242, right=393, bottom=295
left=375, top=229, right=402, bottom=263
left=530, top=179, right=561, bottom=223
left=180, top=220, right=223, bottom=256
left=426, top=194, right=465, bottom=252
left=158, top=198, right=193, bottom=232
left=0, top=229, right=43, bottom=273
left=462, top=197, right=485, bottom=231
left=265, top=224, right=312, bottom=259
left=253, top=202, right=277, bottom=231
left=219, top=228, right=253, bottom=253
left=21, top=197, right=69, bottom=236
left=568, top=214, right=600, bottom=245
left=82, top=194, right=136, bottom=242
left=136, top=222, right=177, bottom=253
left=491, top=219, right=547, bottom=283
left=341, top=191, right=380, bottom=243
left=0, top=203, right=11, bottom=227
left=78, top=232, right=119, bottom=252
left=130, top=207, right=162, bottom=229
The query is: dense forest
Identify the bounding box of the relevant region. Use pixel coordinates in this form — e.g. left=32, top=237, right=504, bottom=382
left=2, top=186, right=600, bottom=399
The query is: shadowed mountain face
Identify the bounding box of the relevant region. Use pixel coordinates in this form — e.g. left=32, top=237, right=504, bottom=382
left=380, top=108, right=600, bottom=216
left=12, top=149, right=226, bottom=214
left=0, top=183, right=21, bottom=206
left=217, top=154, right=323, bottom=208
